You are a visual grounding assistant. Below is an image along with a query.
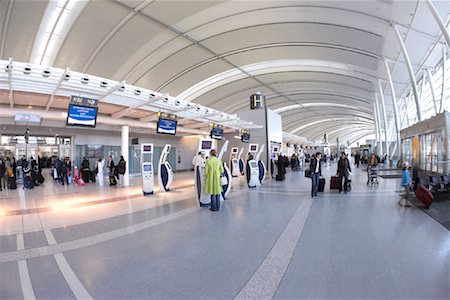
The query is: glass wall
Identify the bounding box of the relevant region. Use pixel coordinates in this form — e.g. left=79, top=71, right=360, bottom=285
left=402, top=138, right=413, bottom=166
left=419, top=131, right=443, bottom=173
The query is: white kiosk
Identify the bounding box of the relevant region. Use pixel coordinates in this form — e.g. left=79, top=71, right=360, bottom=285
left=246, top=144, right=260, bottom=188
left=195, top=139, right=213, bottom=206
left=158, top=144, right=173, bottom=192
left=141, top=143, right=154, bottom=195
left=256, top=144, right=266, bottom=185
left=218, top=140, right=231, bottom=199
left=229, top=147, right=239, bottom=177
left=238, top=148, right=245, bottom=175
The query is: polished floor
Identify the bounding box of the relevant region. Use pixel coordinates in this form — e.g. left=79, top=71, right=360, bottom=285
left=1, top=163, right=450, bottom=299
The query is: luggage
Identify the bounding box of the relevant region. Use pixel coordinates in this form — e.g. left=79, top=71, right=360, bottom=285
left=330, top=176, right=340, bottom=190
left=23, top=175, right=35, bottom=189
left=304, top=169, right=312, bottom=178
left=318, top=178, right=325, bottom=192
left=8, top=176, right=17, bottom=189
left=76, top=178, right=85, bottom=186
left=109, top=175, right=117, bottom=186
left=415, top=185, right=434, bottom=208
left=52, top=168, right=58, bottom=180
left=31, top=173, right=40, bottom=186
left=81, top=170, right=90, bottom=183
left=37, top=173, right=45, bottom=183
left=347, top=180, right=352, bottom=191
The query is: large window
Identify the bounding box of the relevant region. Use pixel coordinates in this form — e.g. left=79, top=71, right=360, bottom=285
left=419, top=132, right=443, bottom=173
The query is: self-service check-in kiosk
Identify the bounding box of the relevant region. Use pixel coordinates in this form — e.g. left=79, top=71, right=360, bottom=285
left=158, top=144, right=173, bottom=192
left=218, top=140, right=231, bottom=199
left=141, top=144, right=154, bottom=195
left=271, top=146, right=280, bottom=179
left=256, top=144, right=266, bottom=185
left=238, top=148, right=244, bottom=175
left=230, top=147, right=239, bottom=177
left=246, top=144, right=260, bottom=188
left=195, top=139, right=213, bottom=206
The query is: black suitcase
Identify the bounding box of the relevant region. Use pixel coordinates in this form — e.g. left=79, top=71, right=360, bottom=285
left=8, top=176, right=17, bottom=189
left=109, top=175, right=117, bottom=186
left=276, top=174, right=284, bottom=181
left=23, top=176, right=35, bottom=189
left=31, top=173, right=40, bottom=186
left=318, top=178, right=325, bottom=192
left=37, top=173, right=45, bottom=183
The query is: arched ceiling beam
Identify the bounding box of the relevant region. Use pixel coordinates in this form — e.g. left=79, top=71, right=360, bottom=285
left=288, top=117, right=372, bottom=134
left=0, top=0, right=14, bottom=59
left=301, top=123, right=373, bottom=140
left=281, top=110, right=374, bottom=125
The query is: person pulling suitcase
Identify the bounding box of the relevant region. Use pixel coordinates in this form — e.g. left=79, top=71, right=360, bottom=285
left=398, top=162, right=412, bottom=207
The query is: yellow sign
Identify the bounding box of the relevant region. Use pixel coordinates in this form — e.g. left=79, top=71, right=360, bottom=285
left=412, top=137, right=419, bottom=165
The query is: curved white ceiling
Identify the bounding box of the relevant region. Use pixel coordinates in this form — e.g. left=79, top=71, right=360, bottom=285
left=0, top=0, right=449, bottom=143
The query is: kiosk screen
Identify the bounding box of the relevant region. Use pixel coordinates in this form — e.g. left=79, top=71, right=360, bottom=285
left=143, top=145, right=152, bottom=152
left=143, top=164, right=152, bottom=172
left=250, top=161, right=257, bottom=168
left=250, top=145, right=257, bottom=151
left=201, top=140, right=212, bottom=150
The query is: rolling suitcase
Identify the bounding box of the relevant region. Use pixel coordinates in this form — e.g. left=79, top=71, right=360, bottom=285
left=37, top=173, right=45, bottom=183
left=109, top=175, right=117, bottom=186
left=330, top=176, right=340, bottom=190
left=8, top=176, right=17, bottom=189
left=23, top=176, right=35, bottom=189
left=415, top=185, right=434, bottom=208
left=318, top=178, right=325, bottom=192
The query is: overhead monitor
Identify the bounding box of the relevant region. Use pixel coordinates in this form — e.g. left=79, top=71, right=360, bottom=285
left=210, top=127, right=223, bottom=140
left=249, top=144, right=258, bottom=152
left=241, top=132, right=250, bottom=143
left=201, top=140, right=213, bottom=151
left=66, top=104, right=98, bottom=127
left=157, top=118, right=177, bottom=135
left=142, top=145, right=153, bottom=153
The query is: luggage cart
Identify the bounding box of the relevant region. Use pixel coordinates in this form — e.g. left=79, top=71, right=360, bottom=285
left=367, top=167, right=379, bottom=185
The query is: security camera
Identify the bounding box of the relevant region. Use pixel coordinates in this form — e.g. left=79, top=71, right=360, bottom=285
left=100, top=81, right=108, bottom=88
left=42, top=68, right=51, bottom=77
left=134, top=89, right=141, bottom=96
left=63, top=71, right=71, bottom=80
left=5, top=63, right=13, bottom=73
left=81, top=75, right=89, bottom=84
left=23, top=65, right=31, bottom=75
left=175, top=100, right=180, bottom=106
left=163, top=97, right=168, bottom=102
left=118, top=84, right=125, bottom=92
left=150, top=93, right=155, bottom=97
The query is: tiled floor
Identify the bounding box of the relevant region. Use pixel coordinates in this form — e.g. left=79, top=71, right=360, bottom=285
left=1, top=163, right=449, bottom=299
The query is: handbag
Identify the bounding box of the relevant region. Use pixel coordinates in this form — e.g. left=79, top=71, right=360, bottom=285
left=304, top=168, right=312, bottom=178
left=220, top=174, right=228, bottom=186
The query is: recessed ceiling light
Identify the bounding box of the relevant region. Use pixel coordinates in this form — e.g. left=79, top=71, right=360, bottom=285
left=28, top=105, right=32, bottom=109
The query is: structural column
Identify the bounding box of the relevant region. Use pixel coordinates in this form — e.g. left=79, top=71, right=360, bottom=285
left=70, top=135, right=76, bottom=169
left=121, top=125, right=130, bottom=187
left=375, top=95, right=383, bottom=156
left=426, top=69, right=439, bottom=114
left=372, top=102, right=379, bottom=152
left=440, top=43, right=447, bottom=113
left=392, top=23, right=422, bottom=122
left=384, top=59, right=401, bottom=158
left=378, top=81, right=389, bottom=158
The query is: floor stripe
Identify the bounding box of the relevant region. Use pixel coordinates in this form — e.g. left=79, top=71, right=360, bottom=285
left=16, top=234, right=36, bottom=300
left=234, top=198, right=313, bottom=300
left=44, top=229, right=93, bottom=300
left=0, top=206, right=200, bottom=263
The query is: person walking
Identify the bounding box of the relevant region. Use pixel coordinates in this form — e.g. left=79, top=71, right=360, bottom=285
left=107, top=155, right=116, bottom=186
left=309, top=152, right=322, bottom=198
left=398, top=162, right=412, bottom=207
left=0, top=158, right=5, bottom=191
left=96, top=156, right=105, bottom=187
left=116, top=156, right=126, bottom=187
left=205, top=149, right=224, bottom=211
left=354, top=152, right=361, bottom=168
left=367, top=154, right=378, bottom=184
left=337, top=152, right=351, bottom=194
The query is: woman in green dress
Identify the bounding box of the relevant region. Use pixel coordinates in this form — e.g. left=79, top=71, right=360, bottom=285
left=205, top=149, right=224, bottom=211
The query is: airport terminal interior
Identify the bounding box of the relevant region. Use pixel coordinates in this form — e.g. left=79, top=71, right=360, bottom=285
left=1, top=0, right=450, bottom=299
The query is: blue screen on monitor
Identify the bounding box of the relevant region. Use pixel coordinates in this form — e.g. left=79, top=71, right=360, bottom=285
left=66, top=104, right=98, bottom=127
left=157, top=118, right=177, bottom=135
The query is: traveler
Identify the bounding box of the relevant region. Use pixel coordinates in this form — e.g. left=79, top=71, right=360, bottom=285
left=117, top=156, right=126, bottom=186
left=0, top=158, right=5, bottom=191
left=107, top=155, right=116, bottom=186
left=11, top=157, right=16, bottom=178
left=337, top=152, right=351, bottom=194
left=96, top=156, right=105, bottom=187
left=61, top=157, right=69, bottom=185
left=192, top=152, right=205, bottom=168
left=367, top=154, right=378, bottom=184
left=398, top=162, right=412, bottom=207
left=55, top=157, right=63, bottom=182
left=205, top=149, right=224, bottom=211
left=309, top=152, right=322, bottom=198
left=81, top=157, right=91, bottom=183
left=21, top=156, right=30, bottom=176
left=354, top=153, right=361, bottom=168
left=276, top=154, right=287, bottom=180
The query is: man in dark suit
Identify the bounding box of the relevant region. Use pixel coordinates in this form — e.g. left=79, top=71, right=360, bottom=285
left=309, top=152, right=322, bottom=198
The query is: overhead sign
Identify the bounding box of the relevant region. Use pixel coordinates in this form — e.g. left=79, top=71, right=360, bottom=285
left=250, top=93, right=265, bottom=110
left=70, top=96, right=98, bottom=107
left=66, top=104, right=98, bottom=127
left=14, top=113, right=41, bottom=123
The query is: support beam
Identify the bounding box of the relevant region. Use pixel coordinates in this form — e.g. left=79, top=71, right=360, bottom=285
left=121, top=125, right=129, bottom=187
left=378, top=80, right=389, bottom=158
left=6, top=58, right=14, bottom=108
left=99, top=80, right=125, bottom=100
left=46, top=68, right=69, bottom=111
left=426, top=69, right=439, bottom=115
left=111, top=95, right=163, bottom=118
left=139, top=114, right=158, bottom=123
left=373, top=102, right=379, bottom=152
left=425, top=0, right=450, bottom=50
left=375, top=95, right=383, bottom=156
left=392, top=24, right=422, bottom=121
left=440, top=43, right=447, bottom=113
left=384, top=59, right=401, bottom=158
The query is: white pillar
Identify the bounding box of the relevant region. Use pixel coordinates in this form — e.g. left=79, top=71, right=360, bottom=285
left=121, top=125, right=130, bottom=187
left=375, top=95, right=383, bottom=156
left=425, top=0, right=450, bottom=50
left=373, top=102, right=379, bottom=151
left=70, top=135, right=76, bottom=169
left=384, top=59, right=401, bottom=158
left=392, top=24, right=422, bottom=121
left=378, top=81, right=389, bottom=159
left=426, top=69, right=439, bottom=115
left=440, top=43, right=447, bottom=113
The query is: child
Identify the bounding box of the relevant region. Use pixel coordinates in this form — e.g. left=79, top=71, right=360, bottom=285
left=399, top=162, right=412, bottom=207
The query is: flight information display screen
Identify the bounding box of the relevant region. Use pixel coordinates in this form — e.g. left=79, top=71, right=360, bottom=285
left=157, top=118, right=177, bottom=135
left=250, top=145, right=257, bottom=152
left=143, top=145, right=152, bottom=152
left=66, top=104, right=98, bottom=127
left=210, top=127, right=223, bottom=140
left=241, top=133, right=250, bottom=143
